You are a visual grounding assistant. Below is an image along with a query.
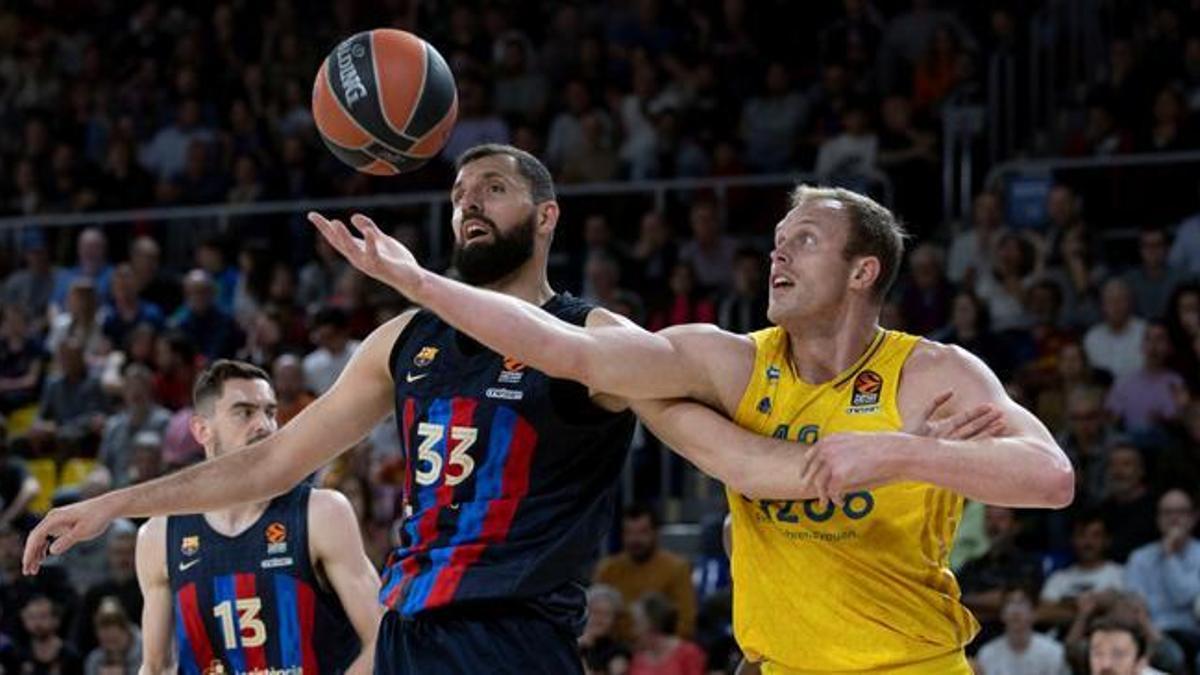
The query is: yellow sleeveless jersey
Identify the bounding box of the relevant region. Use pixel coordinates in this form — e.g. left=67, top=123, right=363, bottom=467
left=728, top=327, right=978, bottom=674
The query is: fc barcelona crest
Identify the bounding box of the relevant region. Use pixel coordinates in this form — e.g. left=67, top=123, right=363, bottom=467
left=181, top=536, right=200, bottom=557
left=413, top=346, right=439, bottom=367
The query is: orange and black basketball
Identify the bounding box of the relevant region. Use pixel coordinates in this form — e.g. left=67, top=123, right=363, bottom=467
left=312, top=29, right=458, bottom=175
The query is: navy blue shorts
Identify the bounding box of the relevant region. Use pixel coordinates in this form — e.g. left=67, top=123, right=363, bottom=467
left=373, top=606, right=584, bottom=674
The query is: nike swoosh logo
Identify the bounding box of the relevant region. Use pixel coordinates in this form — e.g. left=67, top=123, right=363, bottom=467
left=405, top=372, right=428, bottom=383
left=178, top=559, right=201, bottom=572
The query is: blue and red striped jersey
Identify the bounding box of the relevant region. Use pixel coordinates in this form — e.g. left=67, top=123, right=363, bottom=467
left=167, top=485, right=357, bottom=675
left=381, top=294, right=635, bottom=631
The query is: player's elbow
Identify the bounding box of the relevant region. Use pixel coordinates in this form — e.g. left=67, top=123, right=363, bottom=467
left=1030, top=447, right=1075, bottom=509
left=1042, top=462, right=1075, bottom=509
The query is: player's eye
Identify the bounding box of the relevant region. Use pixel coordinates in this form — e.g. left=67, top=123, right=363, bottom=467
left=490, top=183, right=505, bottom=193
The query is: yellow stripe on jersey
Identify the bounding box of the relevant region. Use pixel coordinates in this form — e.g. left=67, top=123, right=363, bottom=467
left=728, top=327, right=978, bottom=673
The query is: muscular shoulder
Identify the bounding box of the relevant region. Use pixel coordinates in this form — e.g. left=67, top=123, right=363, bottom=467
left=307, top=488, right=359, bottom=530
left=903, top=340, right=999, bottom=393
left=137, top=516, right=167, bottom=549
left=898, top=339, right=1005, bottom=423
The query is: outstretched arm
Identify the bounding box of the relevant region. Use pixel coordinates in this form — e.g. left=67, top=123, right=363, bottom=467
left=800, top=342, right=1075, bottom=508
left=309, top=490, right=383, bottom=675
left=23, top=312, right=414, bottom=574
left=308, top=212, right=736, bottom=406
left=634, top=391, right=1005, bottom=500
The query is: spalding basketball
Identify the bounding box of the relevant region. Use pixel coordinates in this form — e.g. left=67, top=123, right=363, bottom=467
left=312, top=29, right=458, bottom=175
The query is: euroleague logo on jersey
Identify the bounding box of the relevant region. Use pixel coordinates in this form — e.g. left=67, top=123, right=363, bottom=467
left=266, top=522, right=288, bottom=555
left=848, top=370, right=882, bottom=413
left=498, top=357, right=525, bottom=384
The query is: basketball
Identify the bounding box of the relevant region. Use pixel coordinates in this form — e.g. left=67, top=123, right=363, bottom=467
left=312, top=29, right=458, bottom=175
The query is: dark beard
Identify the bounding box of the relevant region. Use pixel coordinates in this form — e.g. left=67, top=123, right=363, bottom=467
left=452, top=211, right=536, bottom=286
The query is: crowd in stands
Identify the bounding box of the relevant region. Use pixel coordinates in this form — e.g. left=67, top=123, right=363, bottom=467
left=0, top=0, right=1199, bottom=673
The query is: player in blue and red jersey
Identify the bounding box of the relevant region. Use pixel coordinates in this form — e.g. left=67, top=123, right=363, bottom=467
left=25, top=145, right=1001, bottom=674
left=135, top=360, right=382, bottom=673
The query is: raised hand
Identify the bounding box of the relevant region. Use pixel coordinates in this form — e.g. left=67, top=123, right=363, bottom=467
left=307, top=211, right=424, bottom=297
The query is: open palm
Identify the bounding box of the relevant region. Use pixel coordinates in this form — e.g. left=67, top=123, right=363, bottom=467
left=307, top=211, right=423, bottom=295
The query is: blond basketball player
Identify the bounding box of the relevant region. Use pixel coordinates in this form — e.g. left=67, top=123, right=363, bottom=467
left=294, top=185, right=1074, bottom=673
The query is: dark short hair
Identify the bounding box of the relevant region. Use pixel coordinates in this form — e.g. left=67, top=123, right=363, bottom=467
left=623, top=502, right=660, bottom=529
left=312, top=306, right=349, bottom=331
left=1088, top=614, right=1148, bottom=658
left=638, top=592, right=678, bottom=634
left=193, top=359, right=271, bottom=412
left=455, top=144, right=555, bottom=204
left=790, top=185, right=906, bottom=300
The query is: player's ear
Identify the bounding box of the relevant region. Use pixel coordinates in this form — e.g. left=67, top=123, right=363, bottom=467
left=849, top=256, right=880, bottom=293
left=537, top=201, right=559, bottom=234
left=188, top=413, right=211, bottom=448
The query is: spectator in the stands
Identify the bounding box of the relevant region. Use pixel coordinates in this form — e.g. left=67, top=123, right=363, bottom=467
left=128, top=237, right=180, bottom=312
left=678, top=198, right=737, bottom=292
left=595, top=504, right=697, bottom=639
left=0, top=306, right=46, bottom=421
left=716, top=248, right=768, bottom=334
left=579, top=584, right=630, bottom=675
left=1085, top=278, right=1147, bottom=379
left=958, top=506, right=1043, bottom=642
left=168, top=270, right=242, bottom=361
left=976, top=586, right=1069, bottom=675
left=52, top=228, right=112, bottom=309
left=31, top=338, right=107, bottom=451
left=15, top=595, right=81, bottom=675
left=647, top=262, right=715, bottom=332
left=629, top=210, right=678, bottom=303
left=1055, top=385, right=1117, bottom=505
left=82, top=597, right=140, bottom=675
left=1155, top=401, right=1200, bottom=493
left=273, top=354, right=314, bottom=427
left=72, top=523, right=140, bottom=658
left=100, top=264, right=163, bottom=354
left=1087, top=613, right=1151, bottom=675
left=897, top=243, right=955, bottom=336
left=628, top=593, right=706, bottom=675
left=1124, top=489, right=1200, bottom=670
left=93, top=365, right=170, bottom=491
left=740, top=62, right=807, bottom=173
left=303, top=306, right=360, bottom=396
left=1099, top=441, right=1159, bottom=563
left=1105, top=321, right=1187, bottom=432
left=45, top=278, right=105, bottom=365
left=1039, top=511, right=1125, bottom=630
left=2, top=231, right=64, bottom=328
left=1123, top=227, right=1186, bottom=320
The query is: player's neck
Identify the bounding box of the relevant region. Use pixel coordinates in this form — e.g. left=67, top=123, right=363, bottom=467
left=484, top=267, right=555, bottom=306
left=205, top=500, right=270, bottom=537
left=783, top=311, right=881, bottom=384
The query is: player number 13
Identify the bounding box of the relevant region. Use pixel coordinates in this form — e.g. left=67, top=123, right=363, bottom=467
left=214, top=597, right=266, bottom=649
left=415, top=422, right=478, bottom=487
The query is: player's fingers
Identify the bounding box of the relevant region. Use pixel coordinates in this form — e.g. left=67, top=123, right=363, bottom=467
left=921, top=391, right=954, bottom=422
left=349, top=213, right=382, bottom=237
left=22, top=523, right=48, bottom=574
left=48, top=529, right=77, bottom=557
left=951, top=407, right=1002, bottom=440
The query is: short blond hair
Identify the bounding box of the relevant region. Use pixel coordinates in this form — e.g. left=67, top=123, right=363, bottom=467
left=789, top=185, right=907, bottom=299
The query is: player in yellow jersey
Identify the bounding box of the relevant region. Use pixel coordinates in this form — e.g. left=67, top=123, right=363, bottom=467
left=288, top=184, right=1073, bottom=673
left=30, top=171, right=1073, bottom=673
